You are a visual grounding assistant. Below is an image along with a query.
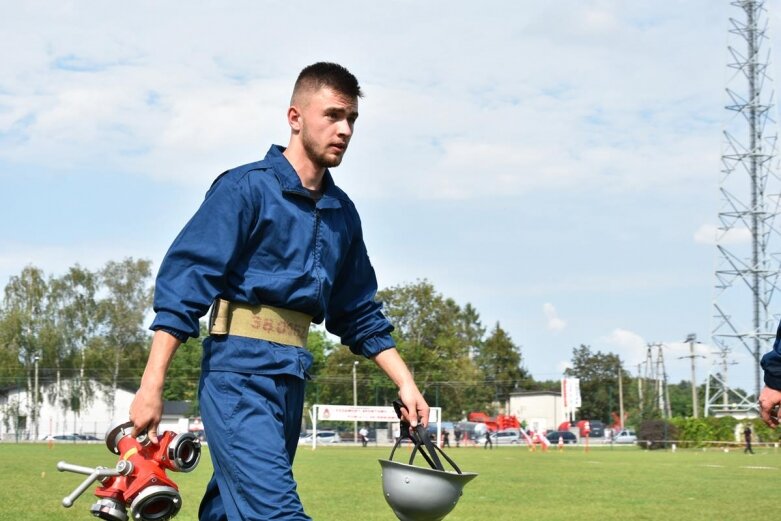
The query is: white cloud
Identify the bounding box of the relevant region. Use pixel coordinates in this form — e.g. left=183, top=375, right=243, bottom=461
left=661, top=339, right=711, bottom=361
left=543, top=303, right=567, bottom=332
left=0, top=1, right=727, bottom=201
left=599, top=328, right=648, bottom=364
left=693, top=223, right=752, bottom=245
left=0, top=241, right=163, bottom=288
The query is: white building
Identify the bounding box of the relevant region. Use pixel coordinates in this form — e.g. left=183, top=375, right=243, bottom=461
left=0, top=377, right=139, bottom=440
left=507, top=390, right=566, bottom=433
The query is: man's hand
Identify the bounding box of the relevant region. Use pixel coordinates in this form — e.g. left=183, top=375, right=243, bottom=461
left=372, top=348, right=430, bottom=428
left=129, top=386, right=164, bottom=444
left=128, top=330, right=182, bottom=444
left=758, top=385, right=781, bottom=428
left=399, top=383, right=430, bottom=429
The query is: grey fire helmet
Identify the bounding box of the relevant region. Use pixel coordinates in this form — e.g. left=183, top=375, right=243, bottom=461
left=379, top=401, right=478, bottom=521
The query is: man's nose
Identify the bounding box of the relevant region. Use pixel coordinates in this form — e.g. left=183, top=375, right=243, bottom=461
left=337, top=119, right=353, bottom=137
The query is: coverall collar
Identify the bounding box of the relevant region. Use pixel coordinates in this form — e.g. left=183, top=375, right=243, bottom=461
left=267, top=145, right=347, bottom=208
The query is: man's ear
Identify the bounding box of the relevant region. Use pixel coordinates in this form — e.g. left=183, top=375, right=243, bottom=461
left=287, top=106, right=302, bottom=132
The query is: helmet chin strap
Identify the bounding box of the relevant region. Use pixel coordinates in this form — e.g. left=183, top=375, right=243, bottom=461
left=390, top=400, right=463, bottom=474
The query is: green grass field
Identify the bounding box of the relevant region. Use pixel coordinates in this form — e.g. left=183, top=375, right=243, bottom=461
left=1, top=442, right=778, bottom=520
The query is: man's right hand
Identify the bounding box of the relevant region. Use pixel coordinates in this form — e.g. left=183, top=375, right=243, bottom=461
left=128, top=330, right=183, bottom=444
left=129, top=386, right=164, bottom=444
left=758, top=385, right=781, bottom=428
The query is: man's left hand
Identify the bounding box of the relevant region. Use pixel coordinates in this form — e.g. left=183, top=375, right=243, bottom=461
left=399, top=383, right=429, bottom=429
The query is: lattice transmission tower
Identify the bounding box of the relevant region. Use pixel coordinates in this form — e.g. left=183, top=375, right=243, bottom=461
left=708, top=0, right=781, bottom=416
left=638, top=343, right=671, bottom=419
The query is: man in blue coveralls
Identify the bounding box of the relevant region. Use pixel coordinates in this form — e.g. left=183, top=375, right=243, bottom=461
left=128, top=62, right=430, bottom=520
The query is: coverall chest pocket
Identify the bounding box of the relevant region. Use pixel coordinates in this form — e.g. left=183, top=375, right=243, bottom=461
left=316, top=211, right=352, bottom=274
left=250, top=211, right=314, bottom=275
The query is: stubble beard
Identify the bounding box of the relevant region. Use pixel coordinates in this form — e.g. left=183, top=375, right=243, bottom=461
left=301, top=126, right=345, bottom=169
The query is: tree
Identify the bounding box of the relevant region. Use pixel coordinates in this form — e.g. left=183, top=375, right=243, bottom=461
left=2, top=266, right=48, bottom=368
left=378, top=280, right=488, bottom=418
left=665, top=380, right=707, bottom=418
left=564, top=345, right=626, bottom=422
left=51, top=266, right=99, bottom=371
left=48, top=265, right=100, bottom=429
left=474, top=322, right=531, bottom=410
left=304, top=328, right=339, bottom=405
left=163, top=325, right=205, bottom=407
left=2, top=266, right=51, bottom=438
left=96, top=258, right=153, bottom=417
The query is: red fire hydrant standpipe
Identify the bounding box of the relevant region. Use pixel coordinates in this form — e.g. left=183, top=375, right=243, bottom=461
left=57, top=420, right=201, bottom=521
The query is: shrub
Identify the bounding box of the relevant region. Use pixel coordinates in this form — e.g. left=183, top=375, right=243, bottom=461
left=670, top=417, right=714, bottom=448
left=637, top=419, right=677, bottom=450
left=751, top=420, right=781, bottom=444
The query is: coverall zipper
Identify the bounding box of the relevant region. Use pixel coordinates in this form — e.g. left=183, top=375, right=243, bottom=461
left=312, top=206, right=323, bottom=301
left=282, top=189, right=325, bottom=301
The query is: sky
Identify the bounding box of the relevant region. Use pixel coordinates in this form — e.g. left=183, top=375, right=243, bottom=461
left=2, top=0, right=780, bottom=397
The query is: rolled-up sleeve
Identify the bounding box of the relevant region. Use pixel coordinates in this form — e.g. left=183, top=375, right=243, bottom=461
left=325, top=218, right=394, bottom=358
left=761, top=320, right=781, bottom=390
left=150, top=171, right=257, bottom=338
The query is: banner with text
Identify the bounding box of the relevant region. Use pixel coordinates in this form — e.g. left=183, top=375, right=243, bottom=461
left=561, top=378, right=581, bottom=418
left=313, top=405, right=440, bottom=423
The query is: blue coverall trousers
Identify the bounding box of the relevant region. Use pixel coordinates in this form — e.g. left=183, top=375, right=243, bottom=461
left=198, top=371, right=311, bottom=520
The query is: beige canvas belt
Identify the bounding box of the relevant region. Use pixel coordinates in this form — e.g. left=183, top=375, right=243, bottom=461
left=208, top=299, right=312, bottom=348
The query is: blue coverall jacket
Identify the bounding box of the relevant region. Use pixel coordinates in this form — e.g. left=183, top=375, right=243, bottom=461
left=149, top=145, right=396, bottom=520
left=150, top=144, right=395, bottom=374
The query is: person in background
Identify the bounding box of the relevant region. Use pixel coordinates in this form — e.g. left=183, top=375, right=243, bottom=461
left=484, top=430, right=493, bottom=450
left=744, top=424, right=754, bottom=454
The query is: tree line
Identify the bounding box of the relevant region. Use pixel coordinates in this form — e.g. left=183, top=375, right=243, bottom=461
left=1, top=259, right=714, bottom=427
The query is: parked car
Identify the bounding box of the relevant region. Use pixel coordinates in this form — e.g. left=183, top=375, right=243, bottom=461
left=298, top=430, right=341, bottom=445
left=42, top=434, right=80, bottom=441
left=612, top=429, right=637, bottom=444
left=490, top=429, right=521, bottom=445
left=546, top=431, right=578, bottom=444
left=587, top=420, right=605, bottom=438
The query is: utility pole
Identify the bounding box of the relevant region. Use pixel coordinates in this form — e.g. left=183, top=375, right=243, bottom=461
left=33, top=355, right=40, bottom=441
left=689, top=335, right=699, bottom=418
left=637, top=363, right=644, bottom=412
left=679, top=334, right=705, bottom=418
left=617, top=361, right=625, bottom=429
left=658, top=345, right=672, bottom=419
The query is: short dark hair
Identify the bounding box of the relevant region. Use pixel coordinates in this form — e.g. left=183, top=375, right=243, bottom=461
left=292, top=62, right=363, bottom=102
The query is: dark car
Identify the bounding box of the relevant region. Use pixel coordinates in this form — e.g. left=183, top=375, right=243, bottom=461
left=546, top=431, right=577, bottom=444
left=587, top=421, right=605, bottom=438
